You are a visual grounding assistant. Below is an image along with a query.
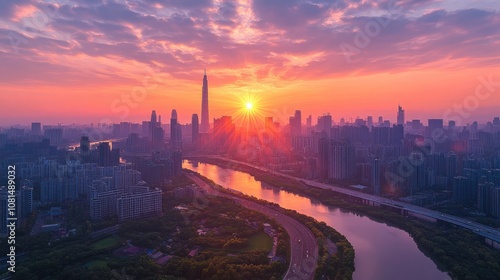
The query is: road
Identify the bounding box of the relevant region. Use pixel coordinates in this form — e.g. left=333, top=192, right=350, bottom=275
left=198, top=156, right=500, bottom=244
left=186, top=173, right=318, bottom=280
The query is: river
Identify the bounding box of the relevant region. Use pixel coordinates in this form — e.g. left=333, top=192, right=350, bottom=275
left=183, top=160, right=451, bottom=280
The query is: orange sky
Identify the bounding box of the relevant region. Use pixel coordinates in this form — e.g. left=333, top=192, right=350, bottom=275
left=0, top=0, right=499, bottom=126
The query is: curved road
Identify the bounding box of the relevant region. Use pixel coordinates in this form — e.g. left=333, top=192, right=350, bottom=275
left=201, top=156, right=500, bottom=244
left=186, top=173, right=318, bottom=280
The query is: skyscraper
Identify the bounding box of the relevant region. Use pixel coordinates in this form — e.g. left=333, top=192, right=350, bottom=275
left=98, top=142, right=111, bottom=166
left=200, top=69, right=210, bottom=133
left=170, top=109, right=182, bottom=148
left=98, top=142, right=120, bottom=166
left=428, top=119, right=444, bottom=134
left=80, top=136, right=90, bottom=155
left=372, top=159, right=381, bottom=195
left=367, top=116, right=373, bottom=127
left=317, top=114, right=332, bottom=138
left=192, top=114, right=199, bottom=143
left=328, top=140, right=355, bottom=180
left=289, top=110, right=301, bottom=137
left=170, top=109, right=178, bottom=140
left=150, top=110, right=157, bottom=140
left=31, top=122, right=41, bottom=135
left=213, top=116, right=235, bottom=151
left=397, top=105, right=405, bottom=125
left=44, top=127, right=62, bottom=145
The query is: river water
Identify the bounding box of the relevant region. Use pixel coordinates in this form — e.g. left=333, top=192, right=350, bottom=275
left=183, top=160, right=451, bottom=280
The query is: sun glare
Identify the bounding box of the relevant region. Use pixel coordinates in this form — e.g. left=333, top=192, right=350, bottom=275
left=246, top=102, right=253, bottom=110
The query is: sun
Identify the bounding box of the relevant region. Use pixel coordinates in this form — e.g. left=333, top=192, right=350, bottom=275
left=245, top=102, right=253, bottom=110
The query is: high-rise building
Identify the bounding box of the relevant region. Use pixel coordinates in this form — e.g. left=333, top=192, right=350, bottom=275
left=411, top=120, right=422, bottom=130
left=477, top=182, right=494, bottom=213
left=200, top=69, right=210, bottom=133
left=493, top=117, right=500, bottom=126
left=318, top=135, right=330, bottom=179
left=19, top=186, right=33, bottom=220
left=80, top=136, right=90, bottom=154
left=372, top=159, right=381, bottom=195
left=408, top=152, right=426, bottom=194
left=428, top=119, right=444, bottom=135
left=289, top=110, right=301, bottom=137
left=98, top=142, right=119, bottom=166
left=31, top=122, right=41, bottom=135
left=89, top=189, right=120, bottom=220
left=328, top=140, right=355, bottom=180
left=452, top=176, right=469, bottom=203
left=150, top=110, right=157, bottom=140
left=98, top=142, right=111, bottom=166
left=367, top=116, right=373, bottom=127
left=306, top=115, right=312, bottom=127
left=44, top=127, right=63, bottom=146
left=192, top=114, right=199, bottom=143
left=491, top=187, right=500, bottom=218
left=149, top=110, right=165, bottom=149
left=317, top=114, right=332, bottom=138
left=397, top=105, right=405, bottom=125
left=0, top=186, right=32, bottom=235
left=391, top=124, right=404, bottom=145
left=446, top=153, right=458, bottom=183
left=213, top=116, right=235, bottom=150
left=117, top=187, right=162, bottom=221
left=170, top=109, right=182, bottom=148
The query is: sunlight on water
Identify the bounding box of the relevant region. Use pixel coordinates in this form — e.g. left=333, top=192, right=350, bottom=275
left=184, top=160, right=451, bottom=280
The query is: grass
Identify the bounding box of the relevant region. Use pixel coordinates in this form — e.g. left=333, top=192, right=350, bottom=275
left=85, top=259, right=108, bottom=269
left=245, top=232, right=273, bottom=252
left=90, top=235, right=122, bottom=250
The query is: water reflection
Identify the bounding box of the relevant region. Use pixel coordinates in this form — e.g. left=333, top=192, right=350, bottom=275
left=184, top=160, right=451, bottom=280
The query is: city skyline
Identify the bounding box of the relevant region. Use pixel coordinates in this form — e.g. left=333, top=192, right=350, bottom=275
left=2, top=68, right=499, bottom=128
left=2, top=1, right=500, bottom=279
left=1, top=1, right=500, bottom=125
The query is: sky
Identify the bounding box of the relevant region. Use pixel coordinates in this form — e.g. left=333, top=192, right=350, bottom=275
left=0, top=0, right=499, bottom=126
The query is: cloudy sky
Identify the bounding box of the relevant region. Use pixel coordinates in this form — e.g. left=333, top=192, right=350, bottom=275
left=1, top=0, right=499, bottom=126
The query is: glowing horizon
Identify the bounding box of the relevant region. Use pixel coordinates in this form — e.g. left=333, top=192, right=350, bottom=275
left=1, top=1, right=499, bottom=126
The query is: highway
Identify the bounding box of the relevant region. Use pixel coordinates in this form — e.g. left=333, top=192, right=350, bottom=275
left=186, top=173, right=318, bottom=280
left=201, top=156, right=500, bottom=245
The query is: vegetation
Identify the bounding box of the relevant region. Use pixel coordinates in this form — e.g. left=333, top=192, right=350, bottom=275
left=275, top=208, right=355, bottom=280
left=195, top=157, right=500, bottom=280
left=90, top=236, right=123, bottom=250
left=8, top=174, right=289, bottom=280
left=187, top=169, right=356, bottom=280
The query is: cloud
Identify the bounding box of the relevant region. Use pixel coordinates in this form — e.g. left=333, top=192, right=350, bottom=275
left=0, top=0, right=498, bottom=89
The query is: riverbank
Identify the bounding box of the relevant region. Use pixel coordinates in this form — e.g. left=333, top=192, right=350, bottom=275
left=189, top=157, right=500, bottom=280
left=187, top=169, right=355, bottom=280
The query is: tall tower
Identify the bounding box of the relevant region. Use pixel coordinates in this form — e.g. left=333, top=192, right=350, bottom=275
left=200, top=69, right=210, bottom=133
left=170, top=109, right=178, bottom=142
left=150, top=110, right=157, bottom=140
left=397, top=105, right=405, bottom=125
